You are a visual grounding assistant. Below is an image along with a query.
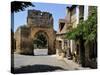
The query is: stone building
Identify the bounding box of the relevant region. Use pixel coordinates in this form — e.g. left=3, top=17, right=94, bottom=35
left=56, top=19, right=67, bottom=58
left=66, top=5, right=82, bottom=63
left=66, top=5, right=97, bottom=68
left=14, top=9, right=56, bottom=55
left=56, top=5, right=79, bottom=59
left=56, top=5, right=97, bottom=68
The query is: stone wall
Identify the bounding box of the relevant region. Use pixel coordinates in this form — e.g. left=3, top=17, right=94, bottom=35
left=30, top=27, right=56, bottom=54
left=27, top=10, right=53, bottom=27
left=14, top=9, right=56, bottom=55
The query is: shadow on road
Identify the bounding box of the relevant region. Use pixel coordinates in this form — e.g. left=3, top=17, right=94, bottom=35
left=11, top=64, right=66, bottom=74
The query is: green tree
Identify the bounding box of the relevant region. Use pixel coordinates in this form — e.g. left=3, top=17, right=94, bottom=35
left=66, top=7, right=97, bottom=67
left=33, top=33, right=47, bottom=48
left=66, top=7, right=97, bottom=42
left=11, top=1, right=34, bottom=13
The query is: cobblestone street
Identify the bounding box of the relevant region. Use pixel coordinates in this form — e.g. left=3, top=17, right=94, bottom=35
left=12, top=54, right=89, bottom=74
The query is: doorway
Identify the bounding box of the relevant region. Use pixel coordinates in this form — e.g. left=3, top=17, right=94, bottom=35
left=33, top=31, right=48, bottom=55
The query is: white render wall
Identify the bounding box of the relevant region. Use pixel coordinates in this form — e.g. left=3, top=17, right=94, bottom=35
left=70, top=40, right=73, bottom=53
left=67, top=5, right=89, bottom=57
left=84, top=6, right=89, bottom=21
left=70, top=6, right=79, bottom=54
left=76, top=6, right=79, bottom=25
left=70, top=5, right=89, bottom=55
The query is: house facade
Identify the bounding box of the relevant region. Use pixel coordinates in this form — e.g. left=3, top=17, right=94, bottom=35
left=56, top=5, right=97, bottom=68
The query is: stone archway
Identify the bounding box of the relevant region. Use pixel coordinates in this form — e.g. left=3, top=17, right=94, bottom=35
left=30, top=27, right=56, bottom=55
left=14, top=9, right=56, bottom=55
left=32, top=31, right=49, bottom=55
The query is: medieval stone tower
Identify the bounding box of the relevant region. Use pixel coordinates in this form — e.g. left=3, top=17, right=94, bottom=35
left=14, top=9, right=56, bottom=55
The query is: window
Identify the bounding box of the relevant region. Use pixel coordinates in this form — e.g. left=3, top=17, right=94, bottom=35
left=59, top=23, right=65, bottom=31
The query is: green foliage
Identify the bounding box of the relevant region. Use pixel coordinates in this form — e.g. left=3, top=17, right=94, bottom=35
left=66, top=7, right=97, bottom=43
left=66, top=21, right=84, bottom=40
left=84, top=8, right=97, bottom=43
left=11, top=1, right=34, bottom=13
left=33, top=33, right=47, bottom=48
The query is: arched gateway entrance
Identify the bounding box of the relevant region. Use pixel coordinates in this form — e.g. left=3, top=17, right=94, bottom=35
left=14, top=9, right=56, bottom=55
left=33, top=31, right=48, bottom=55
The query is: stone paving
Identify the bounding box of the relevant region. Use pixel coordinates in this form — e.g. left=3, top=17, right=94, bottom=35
left=12, top=54, right=90, bottom=74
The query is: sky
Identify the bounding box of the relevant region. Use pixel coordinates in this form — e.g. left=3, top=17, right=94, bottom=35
left=14, top=2, right=69, bottom=32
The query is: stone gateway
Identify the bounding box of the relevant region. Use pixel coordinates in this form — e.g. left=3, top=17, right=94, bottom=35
left=14, top=10, right=56, bottom=55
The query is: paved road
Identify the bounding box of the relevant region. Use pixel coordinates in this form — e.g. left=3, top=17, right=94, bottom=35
left=12, top=54, right=88, bottom=74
